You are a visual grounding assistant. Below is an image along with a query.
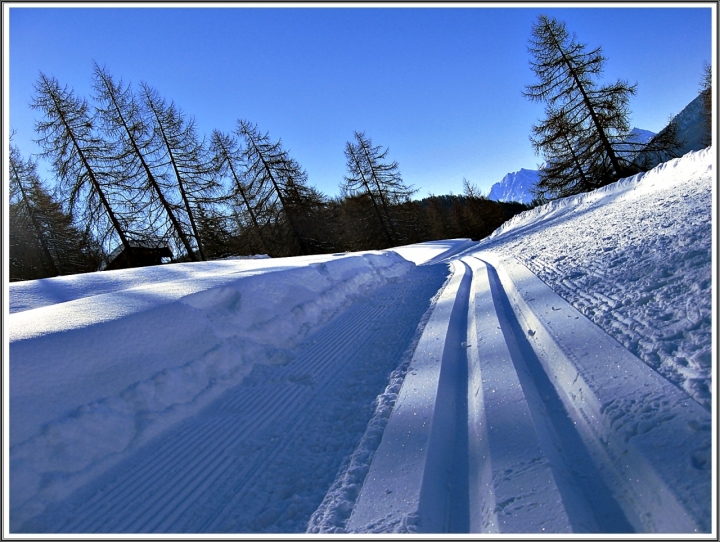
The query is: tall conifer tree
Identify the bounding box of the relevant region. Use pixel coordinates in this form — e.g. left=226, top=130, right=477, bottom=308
left=32, top=72, right=132, bottom=255
left=523, top=15, right=679, bottom=199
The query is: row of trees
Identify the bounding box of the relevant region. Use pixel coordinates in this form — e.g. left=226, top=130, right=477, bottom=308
left=10, top=63, right=524, bottom=281
left=524, top=15, right=699, bottom=201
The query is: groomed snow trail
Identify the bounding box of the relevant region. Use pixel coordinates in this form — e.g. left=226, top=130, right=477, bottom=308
left=329, top=253, right=710, bottom=534
left=17, top=264, right=450, bottom=533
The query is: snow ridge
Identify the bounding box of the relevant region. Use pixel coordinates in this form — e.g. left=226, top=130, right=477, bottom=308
left=488, top=147, right=712, bottom=241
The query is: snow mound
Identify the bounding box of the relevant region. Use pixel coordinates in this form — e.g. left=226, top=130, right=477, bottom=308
left=9, top=251, right=415, bottom=526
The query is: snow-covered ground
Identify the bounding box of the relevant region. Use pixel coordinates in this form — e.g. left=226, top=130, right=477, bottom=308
left=6, top=148, right=714, bottom=534
left=9, top=249, right=429, bottom=528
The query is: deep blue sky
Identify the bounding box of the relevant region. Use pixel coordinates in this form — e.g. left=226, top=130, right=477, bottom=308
left=7, top=4, right=714, bottom=198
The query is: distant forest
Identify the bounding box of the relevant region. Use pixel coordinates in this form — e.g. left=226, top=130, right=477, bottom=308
left=10, top=63, right=529, bottom=281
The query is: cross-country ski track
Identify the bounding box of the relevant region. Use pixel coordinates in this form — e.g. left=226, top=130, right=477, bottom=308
left=334, top=252, right=710, bottom=534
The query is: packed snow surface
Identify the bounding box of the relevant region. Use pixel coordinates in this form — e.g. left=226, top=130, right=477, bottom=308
left=7, top=149, right=713, bottom=535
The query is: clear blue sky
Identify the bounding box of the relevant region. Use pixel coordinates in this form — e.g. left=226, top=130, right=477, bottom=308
left=7, top=3, right=714, bottom=198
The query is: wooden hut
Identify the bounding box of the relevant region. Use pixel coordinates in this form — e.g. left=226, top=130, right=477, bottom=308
left=102, top=240, right=173, bottom=271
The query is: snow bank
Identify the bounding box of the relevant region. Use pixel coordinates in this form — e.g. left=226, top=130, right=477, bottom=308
left=488, top=147, right=713, bottom=241
left=9, top=251, right=415, bottom=525
left=477, top=147, right=714, bottom=408
left=10, top=253, right=343, bottom=315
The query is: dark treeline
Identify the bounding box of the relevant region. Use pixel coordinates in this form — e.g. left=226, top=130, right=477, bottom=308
left=10, top=64, right=527, bottom=281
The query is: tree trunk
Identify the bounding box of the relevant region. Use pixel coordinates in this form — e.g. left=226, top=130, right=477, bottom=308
left=348, top=148, right=394, bottom=246
left=245, top=133, right=309, bottom=255
left=547, top=26, right=623, bottom=178
left=147, top=100, right=206, bottom=260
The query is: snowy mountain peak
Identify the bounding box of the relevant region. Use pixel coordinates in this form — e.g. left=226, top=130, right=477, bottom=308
left=626, top=127, right=656, bottom=144
left=487, top=168, right=539, bottom=204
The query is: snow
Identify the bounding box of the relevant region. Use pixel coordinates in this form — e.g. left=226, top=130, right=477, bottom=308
left=463, top=255, right=574, bottom=533
left=470, top=252, right=710, bottom=533
left=343, top=260, right=472, bottom=533
left=386, top=238, right=476, bottom=265
left=7, top=148, right=714, bottom=534
left=481, top=147, right=714, bottom=408
left=9, top=249, right=427, bottom=527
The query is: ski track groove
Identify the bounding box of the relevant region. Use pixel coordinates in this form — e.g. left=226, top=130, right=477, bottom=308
left=476, top=256, right=634, bottom=532
left=33, top=265, right=448, bottom=534
left=339, top=253, right=708, bottom=533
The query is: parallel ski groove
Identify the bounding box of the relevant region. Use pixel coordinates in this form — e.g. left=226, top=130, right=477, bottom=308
left=477, top=256, right=633, bottom=533
left=346, top=260, right=470, bottom=534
